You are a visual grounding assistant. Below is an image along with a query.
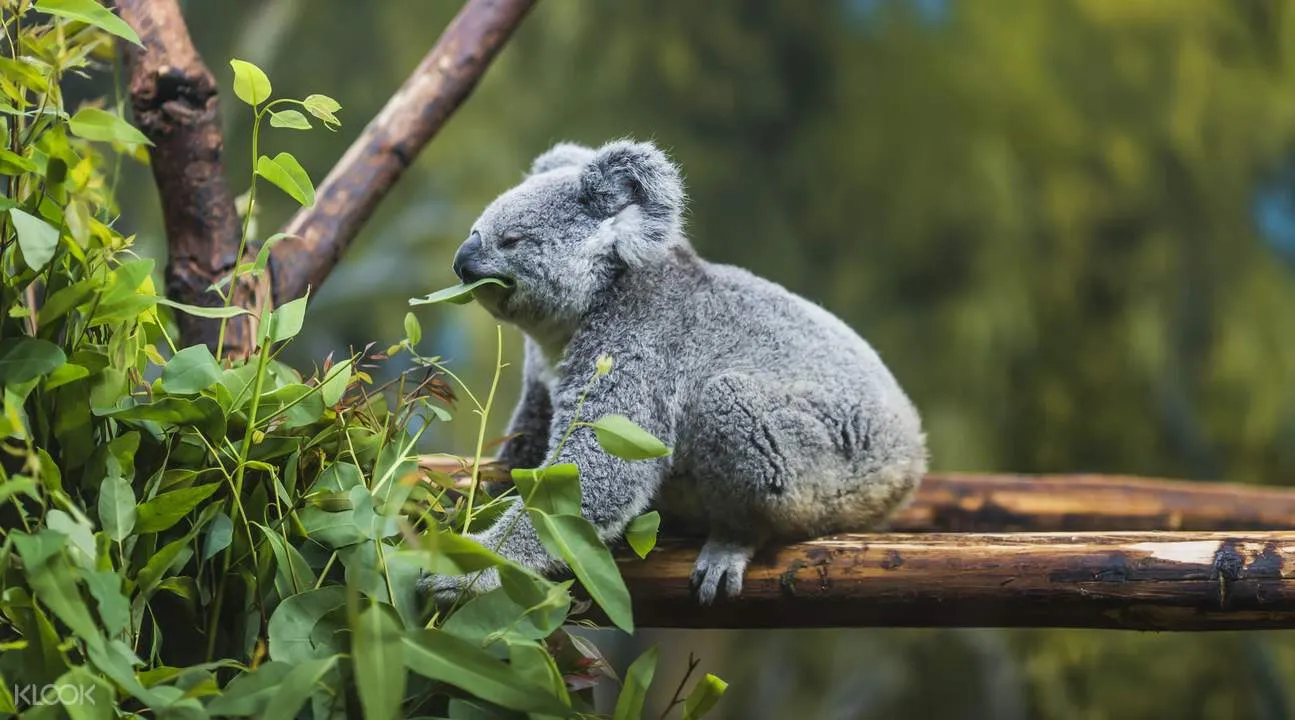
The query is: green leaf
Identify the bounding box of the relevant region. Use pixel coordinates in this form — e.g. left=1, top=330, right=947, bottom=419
left=211, top=232, right=294, bottom=292
left=261, top=655, right=338, bottom=720
left=256, top=523, right=317, bottom=596
left=353, top=603, right=406, bottom=720
left=206, top=661, right=292, bottom=716
left=513, top=463, right=581, bottom=516
left=403, top=628, right=569, bottom=715
left=12, top=531, right=101, bottom=641
left=682, top=673, right=729, bottom=720
left=319, top=358, right=352, bottom=407
left=411, top=528, right=508, bottom=576
left=155, top=296, right=252, bottom=319
left=256, top=152, right=315, bottom=206
left=590, top=414, right=671, bottom=460
left=56, top=666, right=114, bottom=720
left=0, top=147, right=37, bottom=174
left=160, top=345, right=222, bottom=394
left=230, top=58, right=272, bottom=106
left=612, top=646, right=659, bottom=720
left=202, top=511, right=233, bottom=560
left=98, top=474, right=136, bottom=542
left=269, top=108, right=311, bottom=130
left=68, top=107, right=152, bottom=146
left=302, top=93, right=341, bottom=127
left=10, top=208, right=60, bottom=271
left=0, top=337, right=66, bottom=385
left=134, top=482, right=220, bottom=534
left=532, top=511, right=633, bottom=633
left=36, top=0, right=143, bottom=45
left=265, top=295, right=308, bottom=343
left=267, top=586, right=348, bottom=662
left=625, top=510, right=661, bottom=559
left=404, top=311, right=421, bottom=345
left=100, top=396, right=211, bottom=426
left=409, top=277, right=512, bottom=306
left=441, top=584, right=570, bottom=647
left=134, top=533, right=193, bottom=595
left=79, top=567, right=130, bottom=638
left=43, top=362, right=90, bottom=390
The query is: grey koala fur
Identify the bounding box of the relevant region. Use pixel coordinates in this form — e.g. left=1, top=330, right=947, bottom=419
left=420, top=138, right=928, bottom=605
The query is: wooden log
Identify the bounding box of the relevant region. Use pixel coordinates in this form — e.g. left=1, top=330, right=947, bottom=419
left=616, top=531, right=1295, bottom=630
left=891, top=473, right=1295, bottom=532
left=416, top=458, right=1295, bottom=532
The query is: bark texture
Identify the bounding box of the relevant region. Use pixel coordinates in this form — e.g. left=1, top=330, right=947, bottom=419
left=116, top=0, right=262, bottom=355
left=617, top=531, right=1295, bottom=630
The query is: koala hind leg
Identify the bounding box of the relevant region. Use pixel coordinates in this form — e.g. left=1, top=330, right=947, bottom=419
left=683, top=373, right=831, bottom=603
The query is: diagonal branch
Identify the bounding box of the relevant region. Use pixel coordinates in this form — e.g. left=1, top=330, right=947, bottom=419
left=114, top=0, right=263, bottom=355
left=266, top=0, right=538, bottom=305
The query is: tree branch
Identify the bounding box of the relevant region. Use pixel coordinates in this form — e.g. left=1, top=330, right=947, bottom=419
left=114, top=0, right=263, bottom=355
left=267, top=0, right=537, bottom=304
left=416, top=458, right=1295, bottom=533
left=617, top=531, right=1295, bottom=630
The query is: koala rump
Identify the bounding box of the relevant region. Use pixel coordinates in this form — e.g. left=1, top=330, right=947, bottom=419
left=421, top=138, right=928, bottom=607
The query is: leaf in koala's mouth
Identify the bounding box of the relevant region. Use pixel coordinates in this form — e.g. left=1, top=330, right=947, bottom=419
left=408, top=277, right=512, bottom=306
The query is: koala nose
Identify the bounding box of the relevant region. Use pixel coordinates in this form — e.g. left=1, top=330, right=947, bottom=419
left=452, top=231, right=484, bottom=282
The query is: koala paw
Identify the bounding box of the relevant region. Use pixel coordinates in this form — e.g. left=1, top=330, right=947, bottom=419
left=417, top=567, right=501, bottom=606
left=690, top=539, right=755, bottom=606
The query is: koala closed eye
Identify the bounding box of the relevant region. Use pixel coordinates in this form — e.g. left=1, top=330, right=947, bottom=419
left=499, top=230, right=527, bottom=248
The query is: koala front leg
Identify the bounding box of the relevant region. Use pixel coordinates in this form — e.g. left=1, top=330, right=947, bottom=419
left=432, top=362, right=673, bottom=600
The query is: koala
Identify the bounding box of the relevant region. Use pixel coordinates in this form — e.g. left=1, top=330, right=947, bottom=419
left=420, top=139, right=928, bottom=606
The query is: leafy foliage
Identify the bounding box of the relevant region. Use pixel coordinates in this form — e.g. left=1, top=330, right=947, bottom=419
left=0, top=12, right=721, bottom=720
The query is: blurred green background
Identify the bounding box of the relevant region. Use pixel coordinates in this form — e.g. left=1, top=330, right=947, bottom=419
left=115, top=0, right=1295, bottom=717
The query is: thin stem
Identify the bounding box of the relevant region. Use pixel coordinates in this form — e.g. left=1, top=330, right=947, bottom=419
left=462, top=324, right=504, bottom=532
left=659, top=653, right=702, bottom=720
left=216, top=104, right=264, bottom=361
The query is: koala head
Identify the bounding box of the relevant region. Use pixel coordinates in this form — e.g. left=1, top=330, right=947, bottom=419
left=451, top=139, right=686, bottom=342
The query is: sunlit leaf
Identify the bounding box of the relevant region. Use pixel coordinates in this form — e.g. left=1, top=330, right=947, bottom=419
left=590, top=414, right=671, bottom=460
left=230, top=58, right=272, bottom=106
left=68, top=107, right=152, bottom=146
left=682, top=673, right=729, bottom=719
left=36, top=0, right=143, bottom=46
left=256, top=152, right=315, bottom=206
left=408, top=277, right=512, bottom=306
left=10, top=208, right=60, bottom=271
left=269, top=109, right=311, bottom=130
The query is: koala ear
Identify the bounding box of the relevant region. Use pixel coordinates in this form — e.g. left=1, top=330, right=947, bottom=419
left=579, top=140, right=684, bottom=245
left=529, top=142, right=595, bottom=176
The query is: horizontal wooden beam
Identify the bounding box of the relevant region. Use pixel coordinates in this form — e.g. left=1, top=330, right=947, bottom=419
left=617, top=532, right=1295, bottom=630
left=417, top=458, right=1295, bottom=532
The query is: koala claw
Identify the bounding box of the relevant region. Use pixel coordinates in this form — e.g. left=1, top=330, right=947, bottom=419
left=417, top=567, right=501, bottom=606
left=690, top=539, right=755, bottom=606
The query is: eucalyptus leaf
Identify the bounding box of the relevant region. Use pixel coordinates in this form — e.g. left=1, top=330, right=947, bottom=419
left=10, top=208, right=60, bottom=271
left=409, top=277, right=511, bottom=306
left=98, top=474, right=136, bottom=542
left=160, top=345, right=222, bottom=395
left=260, top=656, right=338, bottom=720
left=612, top=646, right=659, bottom=720
left=36, top=0, right=144, bottom=46
left=68, top=107, right=152, bottom=146
left=682, top=673, right=729, bottom=719
left=134, top=483, right=220, bottom=534
left=403, top=628, right=569, bottom=715
left=267, top=586, right=348, bottom=662
left=269, top=109, right=312, bottom=130
left=0, top=337, right=66, bottom=385
left=353, top=603, right=406, bottom=720
left=256, top=152, right=315, bottom=206
left=265, top=296, right=308, bottom=343
left=230, top=58, right=272, bottom=106
left=624, top=510, right=661, bottom=559
left=155, top=297, right=252, bottom=319
left=590, top=414, right=671, bottom=460
left=530, top=511, right=633, bottom=633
